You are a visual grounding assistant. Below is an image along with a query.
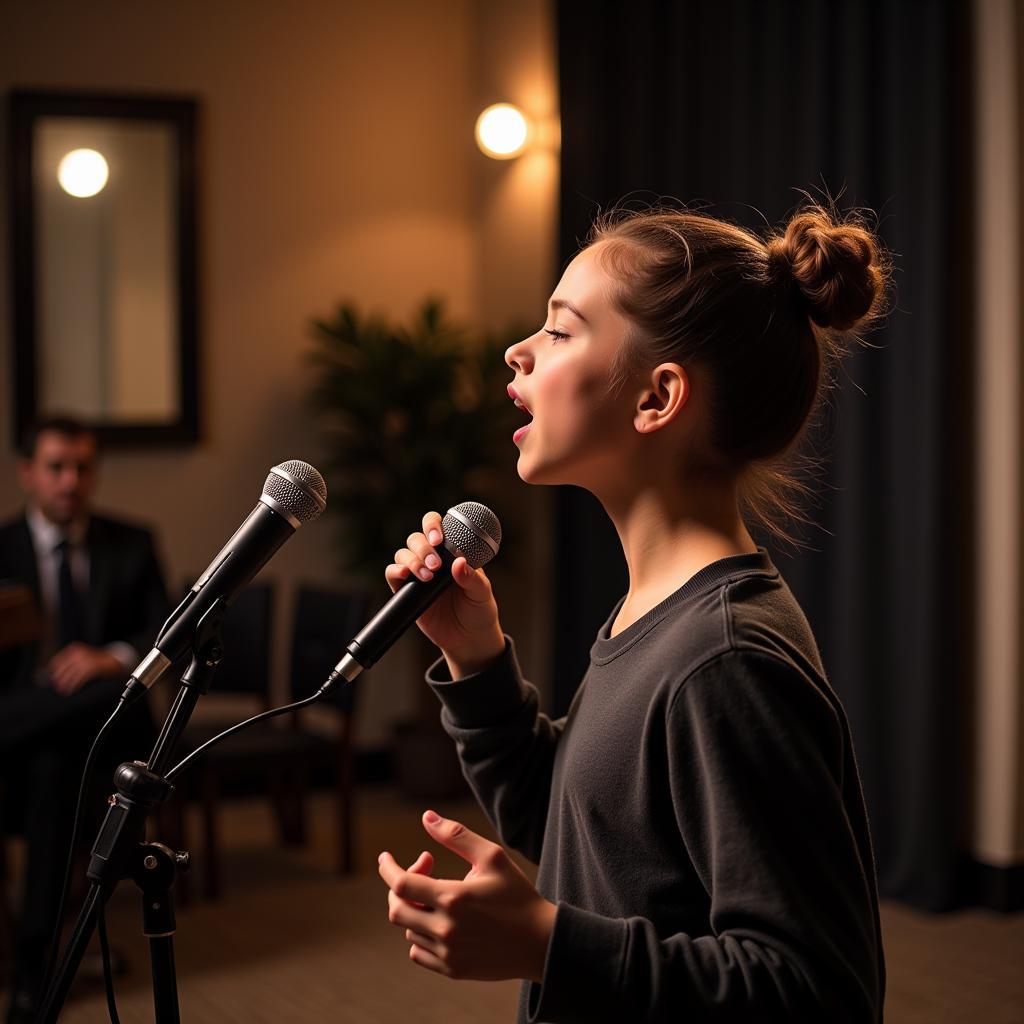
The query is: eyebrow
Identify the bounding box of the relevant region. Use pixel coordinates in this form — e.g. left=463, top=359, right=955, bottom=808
left=549, top=298, right=588, bottom=323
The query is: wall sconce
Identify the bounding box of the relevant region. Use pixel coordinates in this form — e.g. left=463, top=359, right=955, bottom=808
left=57, top=147, right=109, bottom=198
left=475, top=103, right=531, bottom=160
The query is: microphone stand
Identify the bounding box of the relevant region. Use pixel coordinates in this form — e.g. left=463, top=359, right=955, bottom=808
left=37, top=599, right=228, bottom=1024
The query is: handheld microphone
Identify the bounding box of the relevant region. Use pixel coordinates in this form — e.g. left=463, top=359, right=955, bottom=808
left=121, top=461, right=327, bottom=704
left=324, top=501, right=501, bottom=689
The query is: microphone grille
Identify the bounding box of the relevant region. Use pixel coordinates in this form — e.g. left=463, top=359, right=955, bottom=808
left=442, top=501, right=501, bottom=569
left=263, top=461, right=328, bottom=526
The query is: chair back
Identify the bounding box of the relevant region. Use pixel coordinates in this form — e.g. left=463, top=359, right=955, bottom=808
left=290, top=585, right=372, bottom=713
left=178, top=580, right=275, bottom=700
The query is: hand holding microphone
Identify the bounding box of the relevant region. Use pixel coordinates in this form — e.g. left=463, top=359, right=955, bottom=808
left=329, top=502, right=505, bottom=687
left=386, top=507, right=505, bottom=674
left=165, top=501, right=504, bottom=781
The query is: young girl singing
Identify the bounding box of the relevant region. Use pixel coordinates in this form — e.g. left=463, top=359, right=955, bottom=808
left=377, top=204, right=887, bottom=1023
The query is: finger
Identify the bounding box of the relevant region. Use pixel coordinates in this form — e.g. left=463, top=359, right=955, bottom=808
left=378, top=851, right=442, bottom=906
left=408, top=532, right=443, bottom=577
left=59, top=663, right=88, bottom=692
left=403, top=851, right=435, bottom=908
left=58, top=653, right=88, bottom=680
left=408, top=942, right=450, bottom=976
left=405, top=928, right=443, bottom=956
left=405, top=532, right=441, bottom=582
left=407, top=850, right=435, bottom=875
left=450, top=559, right=494, bottom=601
left=393, top=543, right=434, bottom=584
left=388, top=889, right=438, bottom=933
left=52, top=668, right=81, bottom=695
left=405, top=929, right=450, bottom=966
left=49, top=661, right=74, bottom=689
left=47, top=650, right=69, bottom=673
left=422, top=810, right=501, bottom=870
left=422, top=511, right=444, bottom=547
left=385, top=547, right=421, bottom=592
left=385, top=562, right=414, bottom=593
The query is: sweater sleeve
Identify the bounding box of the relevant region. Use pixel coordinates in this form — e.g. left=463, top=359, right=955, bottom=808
left=528, top=649, right=882, bottom=1024
left=427, top=635, right=565, bottom=864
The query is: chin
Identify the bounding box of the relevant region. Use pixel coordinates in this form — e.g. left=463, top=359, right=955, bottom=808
left=515, top=458, right=538, bottom=484
left=516, top=454, right=575, bottom=488
left=515, top=453, right=548, bottom=486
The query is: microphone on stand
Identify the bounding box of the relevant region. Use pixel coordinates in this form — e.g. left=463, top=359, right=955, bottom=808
left=323, top=500, right=501, bottom=690
left=121, top=460, right=327, bottom=705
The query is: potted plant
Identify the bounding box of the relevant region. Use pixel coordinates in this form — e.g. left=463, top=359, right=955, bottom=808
left=307, top=298, right=523, bottom=796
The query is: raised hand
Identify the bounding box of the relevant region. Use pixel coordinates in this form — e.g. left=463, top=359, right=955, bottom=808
left=384, top=511, right=505, bottom=678
left=378, top=810, right=556, bottom=982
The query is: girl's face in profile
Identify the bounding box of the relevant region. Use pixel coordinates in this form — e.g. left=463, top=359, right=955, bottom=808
left=505, top=244, right=640, bottom=490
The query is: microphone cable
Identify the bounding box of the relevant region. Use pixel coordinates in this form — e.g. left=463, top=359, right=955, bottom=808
left=165, top=688, right=328, bottom=782
left=38, top=684, right=326, bottom=1019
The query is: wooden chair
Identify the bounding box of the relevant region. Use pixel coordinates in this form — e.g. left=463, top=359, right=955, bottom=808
left=284, top=584, right=371, bottom=875
left=158, top=582, right=279, bottom=901
left=161, top=582, right=369, bottom=899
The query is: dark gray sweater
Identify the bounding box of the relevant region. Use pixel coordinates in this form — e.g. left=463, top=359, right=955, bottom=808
left=428, top=549, right=884, bottom=1023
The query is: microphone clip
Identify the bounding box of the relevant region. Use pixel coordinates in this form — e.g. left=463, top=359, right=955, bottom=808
left=178, top=597, right=228, bottom=695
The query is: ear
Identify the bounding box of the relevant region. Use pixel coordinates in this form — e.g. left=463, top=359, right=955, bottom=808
left=634, top=363, right=689, bottom=434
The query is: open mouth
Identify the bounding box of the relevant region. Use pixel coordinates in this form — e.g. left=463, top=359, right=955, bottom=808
left=509, top=386, right=533, bottom=443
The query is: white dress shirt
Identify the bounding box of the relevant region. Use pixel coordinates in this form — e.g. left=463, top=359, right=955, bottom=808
left=25, top=504, right=137, bottom=675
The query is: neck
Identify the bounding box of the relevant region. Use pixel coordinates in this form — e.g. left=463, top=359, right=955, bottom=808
left=595, top=472, right=758, bottom=612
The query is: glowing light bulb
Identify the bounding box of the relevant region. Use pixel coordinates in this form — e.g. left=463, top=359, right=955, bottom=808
left=57, top=148, right=109, bottom=198
left=475, top=104, right=530, bottom=159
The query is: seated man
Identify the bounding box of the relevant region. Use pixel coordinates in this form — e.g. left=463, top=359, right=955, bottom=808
left=0, top=417, right=169, bottom=1023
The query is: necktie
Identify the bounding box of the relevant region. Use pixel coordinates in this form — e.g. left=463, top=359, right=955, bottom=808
left=55, top=538, right=83, bottom=647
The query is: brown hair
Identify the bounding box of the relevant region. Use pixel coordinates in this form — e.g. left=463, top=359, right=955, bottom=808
left=18, top=415, right=97, bottom=460
left=587, top=202, right=889, bottom=547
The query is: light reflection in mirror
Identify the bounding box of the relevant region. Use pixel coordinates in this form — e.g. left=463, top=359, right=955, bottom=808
left=35, top=117, right=178, bottom=422
left=56, top=148, right=109, bottom=198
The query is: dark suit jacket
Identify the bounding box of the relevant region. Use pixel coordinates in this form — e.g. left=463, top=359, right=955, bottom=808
left=0, top=511, right=170, bottom=748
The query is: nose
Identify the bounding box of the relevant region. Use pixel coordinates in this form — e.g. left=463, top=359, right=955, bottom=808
left=505, top=333, right=536, bottom=374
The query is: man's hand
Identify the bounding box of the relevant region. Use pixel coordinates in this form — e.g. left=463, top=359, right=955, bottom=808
left=378, top=810, right=556, bottom=983
left=46, top=643, right=124, bottom=695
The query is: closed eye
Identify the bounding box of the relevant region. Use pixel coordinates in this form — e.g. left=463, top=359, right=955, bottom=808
left=544, top=328, right=569, bottom=343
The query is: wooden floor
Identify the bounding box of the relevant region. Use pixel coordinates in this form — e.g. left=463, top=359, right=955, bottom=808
left=5, top=786, right=1024, bottom=1023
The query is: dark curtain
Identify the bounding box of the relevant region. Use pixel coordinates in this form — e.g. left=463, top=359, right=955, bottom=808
left=553, top=0, right=972, bottom=910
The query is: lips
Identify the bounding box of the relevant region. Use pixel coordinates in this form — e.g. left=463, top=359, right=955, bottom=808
left=507, top=384, right=532, bottom=417
left=508, top=385, right=533, bottom=444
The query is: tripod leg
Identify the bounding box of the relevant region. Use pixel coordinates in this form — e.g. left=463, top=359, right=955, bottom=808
left=36, top=883, right=109, bottom=1024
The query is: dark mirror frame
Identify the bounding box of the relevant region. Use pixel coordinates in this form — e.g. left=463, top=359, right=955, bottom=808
left=8, top=89, right=200, bottom=448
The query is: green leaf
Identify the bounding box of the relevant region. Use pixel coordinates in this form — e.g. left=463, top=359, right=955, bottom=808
left=306, top=298, right=525, bottom=584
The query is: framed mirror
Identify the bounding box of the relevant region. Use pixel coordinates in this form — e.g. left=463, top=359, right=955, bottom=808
left=9, top=90, right=199, bottom=447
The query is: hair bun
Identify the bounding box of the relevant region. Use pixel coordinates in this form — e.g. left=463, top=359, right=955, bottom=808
left=767, top=207, right=884, bottom=331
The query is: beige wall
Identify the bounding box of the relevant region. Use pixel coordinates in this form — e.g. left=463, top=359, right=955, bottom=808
left=973, top=0, right=1024, bottom=866
left=0, top=0, right=557, bottom=745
